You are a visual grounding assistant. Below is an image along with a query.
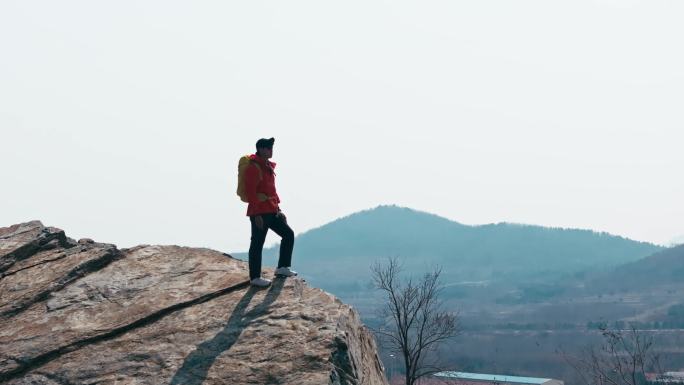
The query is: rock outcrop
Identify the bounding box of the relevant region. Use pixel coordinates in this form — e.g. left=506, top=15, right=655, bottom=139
left=0, top=221, right=388, bottom=385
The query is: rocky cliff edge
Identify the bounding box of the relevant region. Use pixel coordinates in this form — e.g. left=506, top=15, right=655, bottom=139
left=0, top=221, right=388, bottom=385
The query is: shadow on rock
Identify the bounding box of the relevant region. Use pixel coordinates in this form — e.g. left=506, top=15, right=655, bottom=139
left=169, top=278, right=286, bottom=385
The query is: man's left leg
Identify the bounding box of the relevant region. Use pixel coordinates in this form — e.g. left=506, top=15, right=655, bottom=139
left=248, top=215, right=269, bottom=280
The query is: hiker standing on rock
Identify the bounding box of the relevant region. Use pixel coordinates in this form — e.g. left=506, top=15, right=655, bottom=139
left=237, top=137, right=297, bottom=287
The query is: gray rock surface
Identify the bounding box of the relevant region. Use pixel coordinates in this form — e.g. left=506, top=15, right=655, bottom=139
left=0, top=221, right=388, bottom=385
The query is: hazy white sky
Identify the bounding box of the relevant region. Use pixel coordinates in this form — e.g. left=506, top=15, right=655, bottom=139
left=2, top=0, right=682, bottom=252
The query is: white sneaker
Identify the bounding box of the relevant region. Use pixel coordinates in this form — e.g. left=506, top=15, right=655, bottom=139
left=274, top=267, right=298, bottom=277
left=250, top=277, right=272, bottom=287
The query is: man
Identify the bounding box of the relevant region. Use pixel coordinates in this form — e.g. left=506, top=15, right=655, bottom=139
left=244, top=137, right=297, bottom=287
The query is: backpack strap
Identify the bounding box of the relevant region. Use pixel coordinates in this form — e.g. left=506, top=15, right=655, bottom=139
left=250, top=160, right=263, bottom=181
left=250, top=161, right=269, bottom=202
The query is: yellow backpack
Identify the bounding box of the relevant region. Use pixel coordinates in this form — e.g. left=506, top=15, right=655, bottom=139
left=236, top=155, right=262, bottom=202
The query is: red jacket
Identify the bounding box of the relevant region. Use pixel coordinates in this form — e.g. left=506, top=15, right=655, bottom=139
left=244, top=154, right=281, bottom=216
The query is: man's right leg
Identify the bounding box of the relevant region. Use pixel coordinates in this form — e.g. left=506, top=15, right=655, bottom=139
left=266, top=214, right=295, bottom=269
left=248, top=215, right=268, bottom=280
left=264, top=213, right=296, bottom=277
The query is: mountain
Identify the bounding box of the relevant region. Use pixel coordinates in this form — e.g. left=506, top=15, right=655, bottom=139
left=586, top=244, right=684, bottom=292
left=237, top=205, right=662, bottom=296
left=0, top=221, right=387, bottom=385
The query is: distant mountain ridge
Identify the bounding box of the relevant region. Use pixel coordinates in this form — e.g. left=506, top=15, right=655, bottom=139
left=586, top=243, right=684, bottom=292
left=236, top=205, right=662, bottom=295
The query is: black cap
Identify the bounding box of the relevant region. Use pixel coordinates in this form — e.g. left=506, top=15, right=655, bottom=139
left=255, top=137, right=275, bottom=150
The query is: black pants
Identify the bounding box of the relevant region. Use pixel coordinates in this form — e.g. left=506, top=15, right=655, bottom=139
left=248, top=213, right=294, bottom=280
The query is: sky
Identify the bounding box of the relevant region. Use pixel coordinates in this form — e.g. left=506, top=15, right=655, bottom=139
left=1, top=0, right=682, bottom=253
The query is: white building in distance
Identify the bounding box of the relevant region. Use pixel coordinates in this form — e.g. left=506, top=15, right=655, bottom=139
left=432, top=371, right=564, bottom=385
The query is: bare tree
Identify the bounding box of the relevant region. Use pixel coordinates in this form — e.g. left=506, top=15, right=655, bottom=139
left=371, top=257, right=459, bottom=385
left=563, top=324, right=662, bottom=385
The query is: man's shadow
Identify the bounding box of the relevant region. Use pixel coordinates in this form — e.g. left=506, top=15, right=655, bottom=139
left=169, top=278, right=285, bottom=385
